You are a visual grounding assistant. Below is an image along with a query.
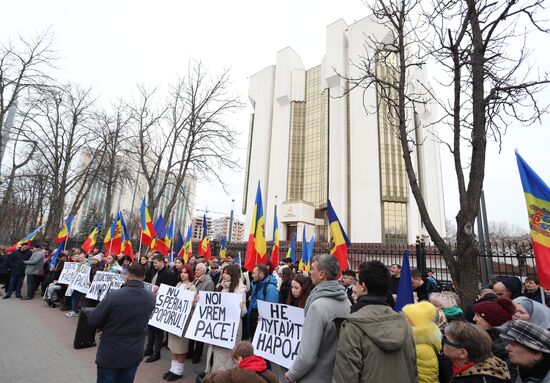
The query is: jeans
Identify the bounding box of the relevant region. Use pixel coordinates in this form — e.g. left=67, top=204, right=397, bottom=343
left=96, top=366, right=138, bottom=383
left=71, top=291, right=82, bottom=313
left=6, top=275, right=25, bottom=297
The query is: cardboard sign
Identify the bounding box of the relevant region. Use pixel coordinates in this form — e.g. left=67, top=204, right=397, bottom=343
left=185, top=291, right=242, bottom=349
left=68, top=264, right=91, bottom=294
left=85, top=271, right=126, bottom=301
left=148, top=283, right=196, bottom=336
left=57, top=262, right=78, bottom=285
left=252, top=301, right=305, bottom=369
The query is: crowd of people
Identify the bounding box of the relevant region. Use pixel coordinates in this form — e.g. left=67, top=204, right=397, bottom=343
left=1, top=242, right=550, bottom=383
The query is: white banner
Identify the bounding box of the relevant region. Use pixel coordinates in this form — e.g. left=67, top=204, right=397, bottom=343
left=185, top=291, right=242, bottom=349
left=148, top=283, right=196, bottom=336
left=57, top=262, right=78, bottom=285
left=68, top=264, right=91, bottom=294
left=85, top=271, right=126, bottom=301
left=252, top=301, right=305, bottom=369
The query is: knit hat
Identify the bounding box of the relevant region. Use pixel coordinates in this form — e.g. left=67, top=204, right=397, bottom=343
left=402, top=301, right=437, bottom=326
left=474, top=298, right=516, bottom=327
left=443, top=306, right=464, bottom=320
left=500, top=320, right=550, bottom=354
left=500, top=277, right=523, bottom=298
left=92, top=254, right=103, bottom=262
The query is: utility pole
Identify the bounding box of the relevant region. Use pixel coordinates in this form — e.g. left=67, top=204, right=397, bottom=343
left=228, top=199, right=235, bottom=243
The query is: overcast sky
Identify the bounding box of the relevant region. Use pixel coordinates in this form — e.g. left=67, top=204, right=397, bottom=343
left=2, top=0, right=549, bottom=234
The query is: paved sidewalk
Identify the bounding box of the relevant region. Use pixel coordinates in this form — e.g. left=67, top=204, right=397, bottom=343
left=0, top=286, right=207, bottom=383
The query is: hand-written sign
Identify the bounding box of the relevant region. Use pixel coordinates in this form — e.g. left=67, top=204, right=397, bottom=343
left=57, top=262, right=78, bottom=285
left=252, top=301, right=304, bottom=369
left=185, top=291, right=242, bottom=349
left=85, top=272, right=126, bottom=301
left=68, top=264, right=91, bottom=294
left=148, top=283, right=196, bottom=336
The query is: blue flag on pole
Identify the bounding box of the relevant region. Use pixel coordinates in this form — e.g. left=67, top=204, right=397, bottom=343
left=395, top=249, right=414, bottom=312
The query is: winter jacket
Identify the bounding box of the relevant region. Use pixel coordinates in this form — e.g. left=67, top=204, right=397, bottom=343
left=24, top=250, right=45, bottom=275
left=515, top=360, right=550, bottom=383
left=194, top=274, right=215, bottom=292
left=203, top=355, right=278, bottom=383
left=149, top=265, right=174, bottom=286
left=522, top=289, right=550, bottom=308
left=412, top=321, right=442, bottom=383
left=333, top=295, right=417, bottom=383
left=249, top=274, right=279, bottom=311
left=88, top=279, right=156, bottom=369
left=287, top=280, right=350, bottom=383
left=7, top=249, right=32, bottom=276
left=450, top=356, right=510, bottom=383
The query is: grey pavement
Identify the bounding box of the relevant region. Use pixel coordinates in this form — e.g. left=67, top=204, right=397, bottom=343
left=0, top=283, right=207, bottom=383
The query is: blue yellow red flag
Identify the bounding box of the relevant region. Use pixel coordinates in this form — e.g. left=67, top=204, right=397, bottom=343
left=55, top=215, right=74, bottom=243
left=328, top=199, right=350, bottom=271
left=151, top=215, right=170, bottom=256
left=140, top=198, right=156, bottom=246
left=198, top=215, right=212, bottom=259
left=81, top=224, right=100, bottom=254
left=516, top=151, right=550, bottom=288
left=245, top=181, right=267, bottom=270
left=7, top=225, right=44, bottom=252
left=286, top=232, right=296, bottom=263
left=269, top=207, right=280, bottom=270
left=219, top=235, right=227, bottom=262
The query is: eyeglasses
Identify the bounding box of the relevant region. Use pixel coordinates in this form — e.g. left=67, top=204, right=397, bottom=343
left=442, top=336, right=463, bottom=349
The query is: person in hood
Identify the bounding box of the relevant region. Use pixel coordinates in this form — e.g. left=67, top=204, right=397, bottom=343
left=247, top=264, right=279, bottom=340
left=513, top=296, right=550, bottom=330
left=285, top=254, right=349, bottom=383
left=203, top=341, right=277, bottom=383
left=333, top=260, right=416, bottom=383
left=403, top=301, right=442, bottom=383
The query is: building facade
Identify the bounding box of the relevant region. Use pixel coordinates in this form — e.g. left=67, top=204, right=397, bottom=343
left=243, top=16, right=446, bottom=244
left=211, top=216, right=244, bottom=242
left=191, top=216, right=214, bottom=240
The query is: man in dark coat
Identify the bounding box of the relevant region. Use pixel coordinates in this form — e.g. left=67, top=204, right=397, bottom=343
left=144, top=252, right=174, bottom=362
left=3, top=244, right=32, bottom=299
left=88, top=263, right=155, bottom=383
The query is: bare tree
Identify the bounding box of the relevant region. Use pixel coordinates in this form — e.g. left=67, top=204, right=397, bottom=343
left=0, top=31, right=54, bottom=168
left=489, top=221, right=530, bottom=242
left=347, top=0, right=549, bottom=305
left=24, top=84, right=98, bottom=239
left=130, top=61, right=242, bottom=222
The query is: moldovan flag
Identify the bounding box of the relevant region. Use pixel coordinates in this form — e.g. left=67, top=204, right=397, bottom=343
left=81, top=225, right=100, bottom=254
left=55, top=215, right=74, bottom=243
left=269, top=208, right=280, bottom=272
left=328, top=199, right=350, bottom=271
left=245, top=181, right=267, bottom=271
left=7, top=225, right=44, bottom=252
left=175, top=230, right=184, bottom=259
left=104, top=216, right=123, bottom=255
left=516, top=151, right=550, bottom=289
left=151, top=215, right=170, bottom=256
left=119, top=211, right=134, bottom=261
left=179, top=225, right=193, bottom=263
left=198, top=215, right=212, bottom=260
left=140, top=198, right=156, bottom=246
left=219, top=236, right=227, bottom=262
left=287, top=232, right=296, bottom=263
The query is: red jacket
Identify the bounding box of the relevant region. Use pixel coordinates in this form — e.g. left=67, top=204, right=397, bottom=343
left=203, top=356, right=278, bottom=383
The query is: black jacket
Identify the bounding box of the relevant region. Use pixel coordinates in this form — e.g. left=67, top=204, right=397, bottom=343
left=88, top=280, right=156, bottom=369
left=7, top=249, right=32, bottom=276
left=145, top=265, right=174, bottom=287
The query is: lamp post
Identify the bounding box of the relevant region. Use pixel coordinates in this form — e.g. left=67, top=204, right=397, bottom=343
left=228, top=199, right=235, bottom=243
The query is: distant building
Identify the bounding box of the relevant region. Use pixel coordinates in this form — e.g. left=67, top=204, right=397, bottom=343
left=191, top=216, right=214, bottom=240
left=211, top=216, right=244, bottom=242
left=243, top=16, right=446, bottom=244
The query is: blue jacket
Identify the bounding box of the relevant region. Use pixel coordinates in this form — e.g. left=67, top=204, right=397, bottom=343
left=88, top=280, right=156, bottom=368
left=249, top=274, right=279, bottom=311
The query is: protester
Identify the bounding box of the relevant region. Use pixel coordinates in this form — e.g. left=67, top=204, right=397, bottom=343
left=0, top=246, right=9, bottom=295
left=443, top=321, right=511, bottom=382
left=247, top=264, right=279, bottom=340
left=279, top=267, right=294, bottom=304
left=493, top=277, right=523, bottom=300
left=65, top=251, right=91, bottom=318
left=390, top=263, right=402, bottom=295
left=164, top=264, right=197, bottom=381
left=21, top=243, right=45, bottom=300
left=89, top=263, right=156, bottom=383
left=170, top=257, right=185, bottom=286
left=412, top=268, right=438, bottom=302
left=103, top=254, right=123, bottom=274
left=203, top=341, right=278, bottom=383
left=209, top=260, right=221, bottom=286
left=120, top=255, right=132, bottom=273
left=501, top=320, right=550, bottom=382
left=334, top=260, right=416, bottom=382
left=403, top=301, right=442, bottom=383
left=188, top=262, right=215, bottom=364
left=512, top=296, right=550, bottom=330
left=144, top=253, right=174, bottom=363
left=206, top=264, right=247, bottom=374
left=340, top=269, right=355, bottom=304
left=285, top=254, right=350, bottom=383
left=3, top=243, right=32, bottom=299
left=522, top=277, right=550, bottom=307
left=44, top=252, right=68, bottom=307
left=465, top=288, right=497, bottom=323
left=286, top=274, right=312, bottom=308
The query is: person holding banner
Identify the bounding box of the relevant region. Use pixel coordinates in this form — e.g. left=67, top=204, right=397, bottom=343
left=188, top=262, right=215, bottom=364
left=88, top=263, right=156, bottom=383
left=205, top=264, right=248, bottom=374
left=164, top=262, right=198, bottom=382
left=103, top=254, right=123, bottom=274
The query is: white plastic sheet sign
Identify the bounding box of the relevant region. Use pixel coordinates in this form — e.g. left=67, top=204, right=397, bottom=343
left=185, top=291, right=242, bottom=349
left=148, top=283, right=196, bottom=336
left=57, top=262, right=78, bottom=285
left=68, top=264, right=91, bottom=294
left=252, top=301, right=305, bottom=369
left=86, top=272, right=126, bottom=301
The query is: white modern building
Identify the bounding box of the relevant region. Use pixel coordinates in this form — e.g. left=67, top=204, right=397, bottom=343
left=211, top=216, right=244, bottom=242
left=243, top=15, right=446, bottom=244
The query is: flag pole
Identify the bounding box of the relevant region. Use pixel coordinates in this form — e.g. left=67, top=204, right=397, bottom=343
left=137, top=232, right=143, bottom=260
